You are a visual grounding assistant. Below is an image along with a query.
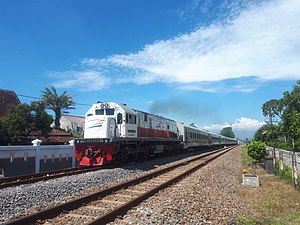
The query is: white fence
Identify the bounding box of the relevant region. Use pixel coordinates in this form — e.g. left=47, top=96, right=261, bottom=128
left=267, top=147, right=299, bottom=188
left=267, top=147, right=300, bottom=172
left=0, top=139, right=75, bottom=174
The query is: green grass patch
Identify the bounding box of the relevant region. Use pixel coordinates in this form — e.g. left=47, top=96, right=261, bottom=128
left=237, top=216, right=260, bottom=225
left=275, top=160, right=298, bottom=187
left=241, top=146, right=255, bottom=168
left=239, top=211, right=300, bottom=225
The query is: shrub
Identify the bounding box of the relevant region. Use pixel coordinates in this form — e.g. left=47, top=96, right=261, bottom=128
left=246, top=141, right=267, bottom=161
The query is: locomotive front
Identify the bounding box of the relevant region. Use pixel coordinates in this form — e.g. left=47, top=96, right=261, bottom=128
left=75, top=102, right=137, bottom=166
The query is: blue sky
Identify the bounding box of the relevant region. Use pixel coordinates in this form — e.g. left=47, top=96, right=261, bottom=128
left=1, top=0, right=300, bottom=139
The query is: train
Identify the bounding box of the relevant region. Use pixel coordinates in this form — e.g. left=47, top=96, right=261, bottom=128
left=74, top=102, right=238, bottom=166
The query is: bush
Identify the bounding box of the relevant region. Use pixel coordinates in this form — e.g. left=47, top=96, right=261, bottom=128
left=246, top=141, right=267, bottom=161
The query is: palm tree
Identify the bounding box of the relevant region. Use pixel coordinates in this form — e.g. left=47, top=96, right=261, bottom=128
left=41, top=86, right=75, bottom=129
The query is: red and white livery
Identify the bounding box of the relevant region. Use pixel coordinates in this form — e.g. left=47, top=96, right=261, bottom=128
left=75, top=102, right=179, bottom=166
left=75, top=102, right=238, bottom=166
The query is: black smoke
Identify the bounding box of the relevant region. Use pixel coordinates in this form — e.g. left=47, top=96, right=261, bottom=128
left=148, top=98, right=221, bottom=124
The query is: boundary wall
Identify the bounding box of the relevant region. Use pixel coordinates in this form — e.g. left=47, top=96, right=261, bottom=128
left=0, top=139, right=75, bottom=177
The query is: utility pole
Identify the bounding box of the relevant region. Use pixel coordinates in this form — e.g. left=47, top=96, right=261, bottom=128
left=268, top=112, right=276, bottom=165
left=291, top=138, right=299, bottom=189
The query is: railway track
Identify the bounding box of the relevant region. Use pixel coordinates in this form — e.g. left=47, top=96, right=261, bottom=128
left=0, top=166, right=102, bottom=189
left=3, top=146, right=236, bottom=225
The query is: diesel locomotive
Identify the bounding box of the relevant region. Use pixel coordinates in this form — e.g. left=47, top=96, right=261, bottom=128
left=74, top=102, right=237, bottom=166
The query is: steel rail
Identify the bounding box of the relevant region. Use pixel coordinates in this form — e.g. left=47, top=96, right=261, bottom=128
left=87, top=147, right=233, bottom=225
left=0, top=166, right=102, bottom=189
left=2, top=146, right=237, bottom=225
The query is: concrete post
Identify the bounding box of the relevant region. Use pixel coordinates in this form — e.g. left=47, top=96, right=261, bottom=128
left=265, top=155, right=275, bottom=176
left=32, top=139, right=42, bottom=173
left=69, top=140, right=75, bottom=167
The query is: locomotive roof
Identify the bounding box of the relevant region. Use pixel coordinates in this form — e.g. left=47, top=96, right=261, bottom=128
left=133, top=108, right=176, bottom=122
left=117, top=103, right=137, bottom=115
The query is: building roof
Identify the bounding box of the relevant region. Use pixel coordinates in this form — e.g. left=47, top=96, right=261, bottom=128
left=0, top=89, right=20, bottom=117
left=61, top=114, right=85, bottom=124
left=25, top=129, right=73, bottom=145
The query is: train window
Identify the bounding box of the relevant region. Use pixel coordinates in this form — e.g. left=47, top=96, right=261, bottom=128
left=87, top=113, right=93, bottom=117
left=126, top=114, right=136, bottom=124
left=167, top=124, right=170, bottom=130
left=144, top=114, right=148, bottom=122
left=117, top=113, right=123, bottom=124
left=106, top=108, right=115, bottom=115
left=95, top=109, right=104, bottom=115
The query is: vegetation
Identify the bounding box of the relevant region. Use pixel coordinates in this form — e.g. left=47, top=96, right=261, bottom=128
left=246, top=141, right=267, bottom=161
left=239, top=146, right=300, bottom=224
left=255, top=80, right=300, bottom=151
left=66, top=128, right=84, bottom=139
left=0, top=102, right=53, bottom=144
left=220, top=126, right=235, bottom=138
left=40, top=86, right=75, bottom=129
left=275, top=159, right=295, bottom=186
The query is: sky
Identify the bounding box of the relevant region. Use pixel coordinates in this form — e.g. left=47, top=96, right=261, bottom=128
left=1, top=0, right=300, bottom=140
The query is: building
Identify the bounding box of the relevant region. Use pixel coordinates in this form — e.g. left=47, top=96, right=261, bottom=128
left=59, top=115, right=85, bottom=134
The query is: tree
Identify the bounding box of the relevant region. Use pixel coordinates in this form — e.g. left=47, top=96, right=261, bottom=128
left=254, top=124, right=279, bottom=143
left=220, top=127, right=235, bottom=138
left=0, top=102, right=53, bottom=144
left=262, top=99, right=283, bottom=120
left=41, top=86, right=75, bottom=129
left=260, top=80, right=300, bottom=151
left=281, top=82, right=300, bottom=140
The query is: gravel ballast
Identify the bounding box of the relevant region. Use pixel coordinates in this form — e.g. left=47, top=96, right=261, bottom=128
left=0, top=147, right=245, bottom=224
left=0, top=151, right=201, bottom=223
left=110, top=146, right=247, bottom=224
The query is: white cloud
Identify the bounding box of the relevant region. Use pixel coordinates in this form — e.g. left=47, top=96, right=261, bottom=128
left=177, top=77, right=263, bottom=93
left=53, top=0, right=300, bottom=91
left=203, top=117, right=265, bottom=131
left=48, top=71, right=111, bottom=91
left=99, top=0, right=300, bottom=82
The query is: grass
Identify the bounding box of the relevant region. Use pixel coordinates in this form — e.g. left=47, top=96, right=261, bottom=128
left=275, top=160, right=294, bottom=186
left=238, top=146, right=300, bottom=225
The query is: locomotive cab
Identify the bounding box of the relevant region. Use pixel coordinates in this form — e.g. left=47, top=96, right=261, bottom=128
left=84, top=102, right=137, bottom=139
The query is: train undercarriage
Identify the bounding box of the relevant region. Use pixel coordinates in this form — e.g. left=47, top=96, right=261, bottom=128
left=74, top=138, right=181, bottom=166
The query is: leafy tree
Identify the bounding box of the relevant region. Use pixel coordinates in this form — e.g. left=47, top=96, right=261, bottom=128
left=259, top=80, right=300, bottom=151
left=254, top=124, right=280, bottom=142
left=220, top=127, right=235, bottom=138
left=254, top=124, right=268, bottom=141
left=41, top=86, right=75, bottom=129
left=262, top=99, right=283, bottom=120
left=281, top=82, right=300, bottom=141
left=0, top=102, right=53, bottom=144
left=246, top=141, right=267, bottom=161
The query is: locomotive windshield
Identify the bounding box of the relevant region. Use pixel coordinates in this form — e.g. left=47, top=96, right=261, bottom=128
left=95, top=109, right=104, bottom=115
left=95, top=108, right=115, bottom=115
left=106, top=108, right=115, bottom=115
